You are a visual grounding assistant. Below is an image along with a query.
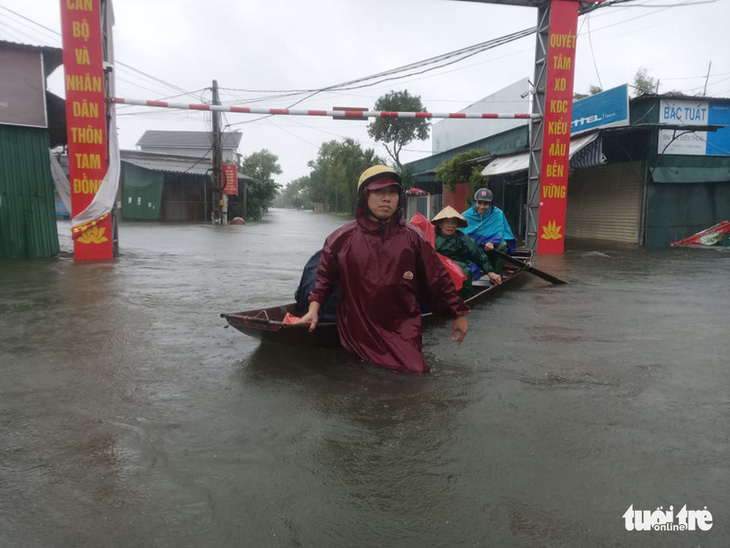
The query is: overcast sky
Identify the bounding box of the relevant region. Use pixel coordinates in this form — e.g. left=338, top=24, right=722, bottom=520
left=2, top=0, right=729, bottom=185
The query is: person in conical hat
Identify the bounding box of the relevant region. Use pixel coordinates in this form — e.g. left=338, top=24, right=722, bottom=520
left=432, top=206, right=502, bottom=298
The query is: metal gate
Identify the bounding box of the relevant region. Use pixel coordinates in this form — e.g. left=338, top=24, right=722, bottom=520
left=566, top=162, right=643, bottom=244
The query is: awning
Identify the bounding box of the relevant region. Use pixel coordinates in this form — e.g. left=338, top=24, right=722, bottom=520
left=481, top=131, right=602, bottom=176
left=120, top=150, right=253, bottom=181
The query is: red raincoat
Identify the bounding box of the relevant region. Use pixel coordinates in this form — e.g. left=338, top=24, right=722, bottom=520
left=309, top=206, right=470, bottom=373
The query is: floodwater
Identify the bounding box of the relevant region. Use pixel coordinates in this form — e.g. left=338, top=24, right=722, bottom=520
left=1, top=209, right=727, bottom=547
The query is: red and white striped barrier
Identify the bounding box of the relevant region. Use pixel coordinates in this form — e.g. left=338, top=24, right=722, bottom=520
left=110, top=97, right=539, bottom=120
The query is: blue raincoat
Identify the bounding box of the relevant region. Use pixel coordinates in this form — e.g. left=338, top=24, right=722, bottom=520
left=460, top=203, right=516, bottom=254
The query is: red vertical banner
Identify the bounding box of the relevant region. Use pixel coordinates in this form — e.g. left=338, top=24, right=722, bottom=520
left=60, top=0, right=113, bottom=261
left=537, top=0, right=580, bottom=254
left=221, top=164, right=239, bottom=195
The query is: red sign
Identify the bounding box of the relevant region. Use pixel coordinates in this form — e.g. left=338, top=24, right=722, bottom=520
left=222, top=163, right=239, bottom=195
left=60, top=0, right=113, bottom=260
left=537, top=0, right=580, bottom=254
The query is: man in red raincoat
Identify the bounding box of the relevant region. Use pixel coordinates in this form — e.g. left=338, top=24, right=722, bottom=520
left=297, top=166, right=470, bottom=373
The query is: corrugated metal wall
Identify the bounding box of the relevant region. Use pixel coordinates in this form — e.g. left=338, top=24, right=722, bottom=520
left=121, top=163, right=163, bottom=220
left=566, top=162, right=643, bottom=244
left=646, top=181, right=730, bottom=247
left=161, top=173, right=207, bottom=222
left=0, top=125, right=59, bottom=258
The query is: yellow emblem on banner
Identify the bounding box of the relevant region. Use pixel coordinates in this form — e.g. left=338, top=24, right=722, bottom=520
left=77, top=226, right=109, bottom=244
left=540, top=220, right=563, bottom=240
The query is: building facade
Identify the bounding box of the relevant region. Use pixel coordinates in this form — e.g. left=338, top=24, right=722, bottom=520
left=406, top=87, right=730, bottom=247
left=0, top=40, right=66, bottom=259
left=120, top=131, right=250, bottom=222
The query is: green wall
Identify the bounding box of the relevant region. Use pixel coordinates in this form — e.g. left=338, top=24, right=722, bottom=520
left=0, top=125, right=59, bottom=258
left=121, top=163, right=163, bottom=220
left=646, top=182, right=730, bottom=246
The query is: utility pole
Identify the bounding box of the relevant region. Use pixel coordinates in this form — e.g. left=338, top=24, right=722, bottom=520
left=211, top=79, right=224, bottom=224
left=243, top=178, right=247, bottom=221
left=703, top=61, right=712, bottom=96
left=525, top=3, right=549, bottom=252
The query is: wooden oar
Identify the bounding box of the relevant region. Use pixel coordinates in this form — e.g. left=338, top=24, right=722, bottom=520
left=491, top=248, right=567, bottom=285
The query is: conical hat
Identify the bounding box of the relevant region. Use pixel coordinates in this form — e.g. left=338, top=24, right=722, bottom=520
left=431, top=205, right=467, bottom=228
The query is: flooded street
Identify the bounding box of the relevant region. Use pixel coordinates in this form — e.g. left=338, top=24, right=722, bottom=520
left=1, top=209, right=728, bottom=547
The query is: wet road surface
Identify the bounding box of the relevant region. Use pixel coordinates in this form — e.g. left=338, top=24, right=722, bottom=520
left=1, top=209, right=728, bottom=547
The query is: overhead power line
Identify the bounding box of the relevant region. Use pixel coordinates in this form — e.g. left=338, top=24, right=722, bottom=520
left=222, top=26, right=536, bottom=109
left=0, top=4, right=202, bottom=101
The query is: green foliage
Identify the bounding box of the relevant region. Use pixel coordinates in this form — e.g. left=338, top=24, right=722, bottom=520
left=227, top=149, right=282, bottom=221
left=367, top=90, right=430, bottom=169
left=574, top=85, right=603, bottom=101
left=398, top=163, right=414, bottom=192
left=633, top=66, right=657, bottom=96
left=305, top=138, right=386, bottom=214
left=589, top=85, right=603, bottom=95
left=276, top=176, right=311, bottom=209
left=435, top=149, right=489, bottom=193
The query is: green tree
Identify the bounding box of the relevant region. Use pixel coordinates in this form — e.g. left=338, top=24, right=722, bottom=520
left=574, top=85, right=603, bottom=101
left=367, top=90, right=430, bottom=169
left=633, top=67, right=657, bottom=96
left=277, top=176, right=311, bottom=209
left=228, top=149, right=282, bottom=221
left=589, top=85, right=603, bottom=95
left=435, top=149, right=489, bottom=199
left=307, top=139, right=386, bottom=214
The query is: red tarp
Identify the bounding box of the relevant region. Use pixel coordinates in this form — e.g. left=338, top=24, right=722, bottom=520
left=409, top=213, right=467, bottom=291
left=671, top=221, right=730, bottom=247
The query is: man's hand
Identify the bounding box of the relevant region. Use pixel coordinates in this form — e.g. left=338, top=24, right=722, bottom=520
left=296, top=301, right=321, bottom=332
left=487, top=271, right=502, bottom=285
left=452, top=315, right=468, bottom=345
left=483, top=242, right=494, bottom=251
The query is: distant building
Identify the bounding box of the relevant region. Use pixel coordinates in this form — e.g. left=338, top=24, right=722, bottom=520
left=135, top=130, right=242, bottom=163
left=120, top=131, right=250, bottom=222
left=406, top=85, right=730, bottom=247
left=432, top=78, right=530, bottom=154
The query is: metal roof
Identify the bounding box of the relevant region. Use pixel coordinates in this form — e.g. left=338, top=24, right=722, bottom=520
left=632, top=92, right=730, bottom=103
left=0, top=40, right=63, bottom=77
left=120, top=150, right=253, bottom=180
left=481, top=131, right=600, bottom=176
left=136, top=130, right=243, bottom=150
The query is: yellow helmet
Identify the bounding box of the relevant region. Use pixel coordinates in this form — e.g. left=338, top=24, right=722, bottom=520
left=357, top=165, right=402, bottom=193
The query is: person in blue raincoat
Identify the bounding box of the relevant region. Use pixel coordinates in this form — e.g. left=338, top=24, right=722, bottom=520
left=461, top=187, right=516, bottom=274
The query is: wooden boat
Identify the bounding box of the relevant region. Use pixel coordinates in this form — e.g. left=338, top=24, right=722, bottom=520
left=221, top=249, right=533, bottom=348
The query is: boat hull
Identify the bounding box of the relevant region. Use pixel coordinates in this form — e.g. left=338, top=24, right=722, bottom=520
left=222, top=249, right=532, bottom=348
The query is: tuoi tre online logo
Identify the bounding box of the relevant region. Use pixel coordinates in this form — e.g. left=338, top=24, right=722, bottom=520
left=623, top=505, right=713, bottom=532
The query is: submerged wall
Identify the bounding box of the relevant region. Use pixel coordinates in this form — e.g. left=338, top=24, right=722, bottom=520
left=0, top=125, right=59, bottom=258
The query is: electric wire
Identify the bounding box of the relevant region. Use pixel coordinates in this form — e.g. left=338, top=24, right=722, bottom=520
left=216, top=0, right=717, bottom=109
left=4, top=0, right=726, bottom=182
left=0, top=4, right=203, bottom=101
left=586, top=14, right=604, bottom=91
